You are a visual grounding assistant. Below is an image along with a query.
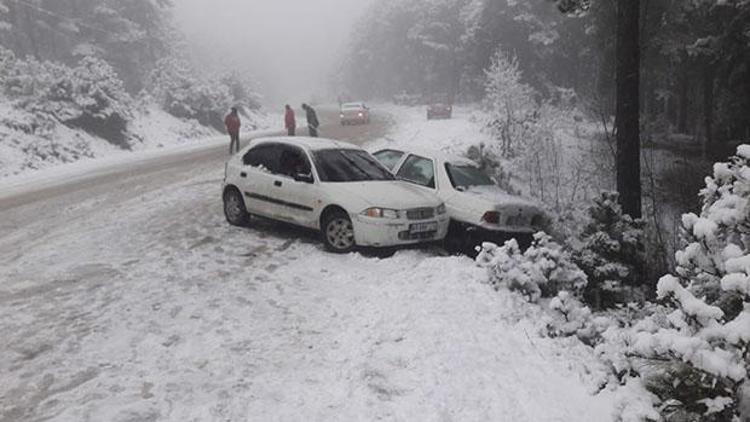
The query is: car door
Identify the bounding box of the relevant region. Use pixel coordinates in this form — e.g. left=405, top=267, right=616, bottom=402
left=396, top=154, right=438, bottom=192
left=240, top=143, right=284, bottom=218
left=372, top=149, right=406, bottom=172
left=266, top=145, right=321, bottom=227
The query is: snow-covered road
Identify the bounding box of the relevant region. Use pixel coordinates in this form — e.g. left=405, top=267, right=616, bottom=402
left=0, top=107, right=614, bottom=421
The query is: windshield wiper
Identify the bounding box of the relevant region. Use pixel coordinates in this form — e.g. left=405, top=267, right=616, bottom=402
left=339, top=152, right=378, bottom=181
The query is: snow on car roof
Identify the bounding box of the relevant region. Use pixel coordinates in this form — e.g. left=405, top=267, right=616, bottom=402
left=252, top=136, right=361, bottom=151
left=341, top=102, right=365, bottom=109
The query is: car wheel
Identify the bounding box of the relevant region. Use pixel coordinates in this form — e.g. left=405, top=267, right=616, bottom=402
left=322, top=211, right=356, bottom=253
left=224, top=188, right=250, bottom=227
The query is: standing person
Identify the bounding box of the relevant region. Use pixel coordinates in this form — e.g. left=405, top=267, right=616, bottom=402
left=284, top=104, right=296, bottom=136
left=224, top=107, right=241, bottom=154
left=302, top=103, right=320, bottom=137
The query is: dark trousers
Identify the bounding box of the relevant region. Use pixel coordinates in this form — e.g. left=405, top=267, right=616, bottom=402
left=287, top=127, right=295, bottom=136
left=308, top=126, right=318, bottom=138
left=229, top=133, right=240, bottom=154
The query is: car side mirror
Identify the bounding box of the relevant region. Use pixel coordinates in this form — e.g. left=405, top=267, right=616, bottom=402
left=294, top=173, right=314, bottom=184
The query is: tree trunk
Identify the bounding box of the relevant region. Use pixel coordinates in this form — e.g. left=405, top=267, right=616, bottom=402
left=615, top=0, right=642, bottom=218
left=702, top=65, right=715, bottom=147
left=678, top=68, right=689, bottom=134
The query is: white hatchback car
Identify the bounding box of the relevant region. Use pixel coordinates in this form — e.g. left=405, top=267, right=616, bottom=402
left=373, top=148, right=547, bottom=250
left=223, top=137, right=450, bottom=253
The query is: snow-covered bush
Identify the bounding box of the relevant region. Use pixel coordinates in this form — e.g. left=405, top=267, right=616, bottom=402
left=598, top=145, right=750, bottom=421
left=572, top=192, right=648, bottom=309
left=477, top=232, right=587, bottom=302
left=147, top=56, right=259, bottom=131
left=1, top=51, right=135, bottom=148
left=147, top=56, right=229, bottom=130
left=545, top=290, right=594, bottom=338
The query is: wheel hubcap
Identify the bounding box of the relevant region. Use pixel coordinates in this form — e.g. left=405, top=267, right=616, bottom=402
left=226, top=194, right=243, bottom=221
left=326, top=218, right=354, bottom=250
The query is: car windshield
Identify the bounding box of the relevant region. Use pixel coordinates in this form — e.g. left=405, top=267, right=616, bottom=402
left=445, top=163, right=495, bottom=188
left=313, top=149, right=396, bottom=182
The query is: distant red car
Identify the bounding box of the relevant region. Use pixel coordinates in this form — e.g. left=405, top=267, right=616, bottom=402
left=427, top=103, right=452, bottom=120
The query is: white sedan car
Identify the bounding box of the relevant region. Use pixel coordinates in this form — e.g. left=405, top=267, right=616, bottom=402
left=373, top=148, right=547, bottom=250
left=223, top=137, right=449, bottom=253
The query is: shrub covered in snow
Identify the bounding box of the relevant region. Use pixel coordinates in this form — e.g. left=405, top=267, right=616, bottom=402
left=572, top=192, right=648, bottom=310
left=1, top=49, right=135, bottom=148
left=595, top=145, right=750, bottom=421
left=146, top=56, right=260, bottom=131
left=477, top=232, right=587, bottom=302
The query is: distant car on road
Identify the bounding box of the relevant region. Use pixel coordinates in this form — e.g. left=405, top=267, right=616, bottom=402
left=372, top=148, right=547, bottom=252
left=427, top=102, right=452, bottom=120
left=223, top=137, right=449, bottom=253
left=340, top=102, right=370, bottom=125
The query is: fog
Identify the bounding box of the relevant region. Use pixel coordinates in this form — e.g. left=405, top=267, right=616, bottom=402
left=175, top=0, right=372, bottom=107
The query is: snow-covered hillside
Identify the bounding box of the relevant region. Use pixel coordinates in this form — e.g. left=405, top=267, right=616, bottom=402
left=0, top=102, right=275, bottom=180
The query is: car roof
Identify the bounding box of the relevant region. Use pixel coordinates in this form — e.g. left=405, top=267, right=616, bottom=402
left=342, top=102, right=364, bottom=108
left=251, top=136, right=362, bottom=152
left=375, top=146, right=478, bottom=166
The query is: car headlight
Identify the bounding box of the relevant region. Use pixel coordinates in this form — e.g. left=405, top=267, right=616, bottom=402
left=436, top=203, right=447, bottom=215
left=362, top=207, right=400, bottom=219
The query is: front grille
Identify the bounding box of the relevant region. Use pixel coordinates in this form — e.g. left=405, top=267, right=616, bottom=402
left=406, top=208, right=435, bottom=220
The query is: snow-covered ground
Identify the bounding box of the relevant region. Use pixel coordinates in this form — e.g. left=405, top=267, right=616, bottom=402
left=0, top=104, right=619, bottom=421
left=368, top=104, right=493, bottom=156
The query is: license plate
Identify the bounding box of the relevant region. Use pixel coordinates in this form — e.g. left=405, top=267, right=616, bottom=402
left=410, top=222, right=438, bottom=234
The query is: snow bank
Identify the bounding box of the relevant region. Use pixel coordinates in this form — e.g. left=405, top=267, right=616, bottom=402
left=0, top=101, right=278, bottom=181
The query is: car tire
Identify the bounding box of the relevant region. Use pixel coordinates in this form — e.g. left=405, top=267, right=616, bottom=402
left=322, top=211, right=356, bottom=253
left=224, top=188, right=250, bottom=227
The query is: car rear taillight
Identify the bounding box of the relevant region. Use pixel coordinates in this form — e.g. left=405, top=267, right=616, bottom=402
left=482, top=211, right=500, bottom=224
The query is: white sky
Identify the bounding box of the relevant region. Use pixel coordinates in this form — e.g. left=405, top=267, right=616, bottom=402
left=174, top=0, right=373, bottom=107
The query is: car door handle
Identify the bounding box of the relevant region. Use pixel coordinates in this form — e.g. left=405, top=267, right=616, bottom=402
left=240, top=172, right=247, bottom=178
left=274, top=181, right=282, bottom=187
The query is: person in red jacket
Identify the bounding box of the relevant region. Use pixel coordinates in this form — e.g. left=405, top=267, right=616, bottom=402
left=224, top=107, right=241, bottom=154
left=284, top=104, right=296, bottom=136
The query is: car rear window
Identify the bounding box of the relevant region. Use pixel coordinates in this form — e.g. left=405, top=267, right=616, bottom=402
left=445, top=163, right=495, bottom=188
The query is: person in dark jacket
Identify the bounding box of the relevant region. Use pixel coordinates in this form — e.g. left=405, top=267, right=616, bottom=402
left=284, top=104, right=296, bottom=136
left=224, top=107, right=241, bottom=154
left=301, top=103, right=319, bottom=137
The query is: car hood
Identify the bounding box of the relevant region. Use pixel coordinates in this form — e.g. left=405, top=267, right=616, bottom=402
left=453, top=186, right=542, bottom=213
left=332, top=181, right=441, bottom=210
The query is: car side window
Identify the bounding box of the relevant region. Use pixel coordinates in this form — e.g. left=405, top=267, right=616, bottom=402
left=397, top=155, right=435, bottom=189
left=242, top=144, right=282, bottom=174
left=373, top=150, right=405, bottom=171
left=278, top=145, right=312, bottom=178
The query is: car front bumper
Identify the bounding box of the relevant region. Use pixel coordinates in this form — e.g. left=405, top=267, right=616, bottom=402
left=341, top=116, right=368, bottom=124
left=352, top=214, right=450, bottom=247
